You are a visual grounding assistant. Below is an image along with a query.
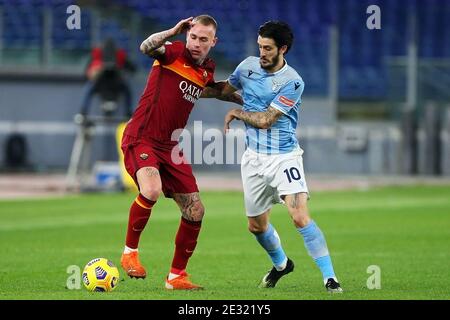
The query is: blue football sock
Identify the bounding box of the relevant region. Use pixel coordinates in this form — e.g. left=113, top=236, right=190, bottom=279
left=298, top=220, right=336, bottom=281
left=254, top=224, right=287, bottom=270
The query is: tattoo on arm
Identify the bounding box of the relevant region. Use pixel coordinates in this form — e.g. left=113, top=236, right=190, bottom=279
left=219, top=92, right=243, bottom=105
left=235, top=109, right=266, bottom=128
left=209, top=81, right=228, bottom=91
left=200, top=82, right=226, bottom=98
left=201, top=81, right=242, bottom=106
left=140, top=29, right=173, bottom=57
left=202, top=90, right=243, bottom=105
left=200, top=86, right=221, bottom=98
left=235, top=106, right=283, bottom=129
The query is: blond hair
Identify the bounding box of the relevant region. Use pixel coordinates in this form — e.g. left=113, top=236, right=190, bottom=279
left=193, top=14, right=217, bottom=31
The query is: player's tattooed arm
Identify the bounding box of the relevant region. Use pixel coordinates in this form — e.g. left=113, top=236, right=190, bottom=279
left=224, top=106, right=283, bottom=131
left=140, top=31, right=170, bottom=57
left=201, top=81, right=243, bottom=105
left=201, top=81, right=232, bottom=97
left=222, top=92, right=243, bottom=105
left=140, top=17, right=193, bottom=57
left=202, top=89, right=243, bottom=105
left=173, top=193, right=205, bottom=221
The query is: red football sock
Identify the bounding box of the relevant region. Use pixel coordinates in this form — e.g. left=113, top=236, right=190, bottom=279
left=170, top=217, right=202, bottom=274
left=125, top=193, right=156, bottom=249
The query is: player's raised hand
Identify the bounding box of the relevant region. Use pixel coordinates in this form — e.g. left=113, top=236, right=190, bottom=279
left=171, top=17, right=194, bottom=35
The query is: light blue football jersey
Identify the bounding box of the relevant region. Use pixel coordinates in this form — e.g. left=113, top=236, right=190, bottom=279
left=228, top=56, right=304, bottom=154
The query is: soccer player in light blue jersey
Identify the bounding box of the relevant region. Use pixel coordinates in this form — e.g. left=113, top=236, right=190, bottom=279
left=202, top=21, right=342, bottom=292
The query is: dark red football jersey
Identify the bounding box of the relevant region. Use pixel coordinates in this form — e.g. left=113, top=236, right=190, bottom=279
left=124, top=41, right=215, bottom=147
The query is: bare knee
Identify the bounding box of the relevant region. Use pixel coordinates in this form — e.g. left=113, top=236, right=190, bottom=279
left=140, top=185, right=161, bottom=201
left=190, top=201, right=205, bottom=221
left=175, top=193, right=205, bottom=222
left=136, top=167, right=161, bottom=201
left=285, top=193, right=311, bottom=228
left=248, top=221, right=268, bottom=234
left=247, top=211, right=270, bottom=234
left=290, top=209, right=311, bottom=228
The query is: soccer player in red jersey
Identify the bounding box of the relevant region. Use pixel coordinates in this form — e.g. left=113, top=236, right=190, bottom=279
left=120, top=15, right=241, bottom=290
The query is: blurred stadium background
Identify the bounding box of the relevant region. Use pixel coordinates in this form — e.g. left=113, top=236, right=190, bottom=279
left=0, top=0, right=450, bottom=195
left=0, top=0, right=450, bottom=301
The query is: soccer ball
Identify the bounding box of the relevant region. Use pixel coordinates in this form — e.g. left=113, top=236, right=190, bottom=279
left=82, top=258, right=120, bottom=292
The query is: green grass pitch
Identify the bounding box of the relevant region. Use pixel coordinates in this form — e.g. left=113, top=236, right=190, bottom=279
left=0, top=185, right=449, bottom=300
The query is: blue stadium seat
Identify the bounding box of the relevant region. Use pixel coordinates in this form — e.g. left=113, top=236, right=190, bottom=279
left=1, top=0, right=448, bottom=98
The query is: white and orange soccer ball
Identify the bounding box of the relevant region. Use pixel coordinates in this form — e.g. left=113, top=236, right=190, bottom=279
left=82, top=258, right=120, bottom=292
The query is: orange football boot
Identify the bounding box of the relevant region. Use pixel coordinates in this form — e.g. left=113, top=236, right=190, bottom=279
left=121, top=251, right=147, bottom=279
left=165, top=272, right=203, bottom=290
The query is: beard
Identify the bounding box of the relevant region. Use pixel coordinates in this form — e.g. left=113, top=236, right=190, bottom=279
left=260, top=52, right=281, bottom=70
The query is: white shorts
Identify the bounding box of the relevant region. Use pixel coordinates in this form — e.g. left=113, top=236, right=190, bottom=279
left=241, top=146, right=309, bottom=217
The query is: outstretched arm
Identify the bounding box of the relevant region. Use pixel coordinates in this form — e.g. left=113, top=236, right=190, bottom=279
left=140, top=17, right=193, bottom=58
left=224, top=106, right=283, bottom=132
left=201, top=80, right=243, bottom=105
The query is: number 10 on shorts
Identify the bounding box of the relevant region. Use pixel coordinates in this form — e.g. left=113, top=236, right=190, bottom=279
left=283, top=167, right=301, bottom=183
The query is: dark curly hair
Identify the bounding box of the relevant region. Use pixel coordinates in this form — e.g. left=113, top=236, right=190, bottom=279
left=258, top=21, right=294, bottom=54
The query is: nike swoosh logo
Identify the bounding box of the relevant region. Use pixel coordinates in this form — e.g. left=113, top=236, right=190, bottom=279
left=183, top=64, right=191, bottom=68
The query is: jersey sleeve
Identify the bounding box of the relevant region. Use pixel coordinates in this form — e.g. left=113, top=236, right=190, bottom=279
left=270, top=80, right=304, bottom=115
left=227, top=58, right=248, bottom=90
left=156, top=40, right=184, bottom=65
